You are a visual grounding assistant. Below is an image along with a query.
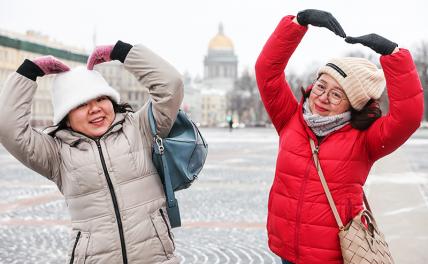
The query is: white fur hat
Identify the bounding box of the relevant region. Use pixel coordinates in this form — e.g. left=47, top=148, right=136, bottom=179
left=317, top=57, right=386, bottom=111
left=51, top=66, right=120, bottom=125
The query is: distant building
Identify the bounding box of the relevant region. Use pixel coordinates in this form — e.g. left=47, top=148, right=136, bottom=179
left=203, top=23, right=238, bottom=89
left=0, top=30, right=87, bottom=127
left=200, top=88, right=227, bottom=127
left=181, top=72, right=202, bottom=123
left=198, top=23, right=238, bottom=126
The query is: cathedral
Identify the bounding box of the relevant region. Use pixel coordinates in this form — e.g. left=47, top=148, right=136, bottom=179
left=204, top=23, right=238, bottom=88
left=197, top=23, right=238, bottom=126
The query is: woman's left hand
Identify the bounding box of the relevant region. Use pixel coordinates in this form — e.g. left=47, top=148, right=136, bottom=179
left=87, top=44, right=114, bottom=70
left=345, top=33, right=398, bottom=55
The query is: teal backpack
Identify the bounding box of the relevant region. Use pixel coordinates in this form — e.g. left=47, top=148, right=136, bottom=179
left=148, top=102, right=208, bottom=228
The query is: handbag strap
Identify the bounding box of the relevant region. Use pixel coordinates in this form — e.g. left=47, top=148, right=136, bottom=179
left=309, top=138, right=345, bottom=229
left=363, top=192, right=372, bottom=213
left=309, top=138, right=374, bottom=230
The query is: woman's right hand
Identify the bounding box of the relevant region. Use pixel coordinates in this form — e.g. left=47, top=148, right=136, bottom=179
left=32, top=56, right=70, bottom=75
left=296, top=9, right=346, bottom=38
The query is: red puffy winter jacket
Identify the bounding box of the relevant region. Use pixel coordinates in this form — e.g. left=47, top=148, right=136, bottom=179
left=255, top=16, right=424, bottom=264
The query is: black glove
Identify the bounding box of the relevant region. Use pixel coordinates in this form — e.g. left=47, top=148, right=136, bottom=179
left=345, top=34, right=398, bottom=55
left=296, top=9, right=346, bottom=37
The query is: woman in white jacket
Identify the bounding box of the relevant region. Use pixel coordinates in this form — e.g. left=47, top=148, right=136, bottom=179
left=0, top=40, right=183, bottom=264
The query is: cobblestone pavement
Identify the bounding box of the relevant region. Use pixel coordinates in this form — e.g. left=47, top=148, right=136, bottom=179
left=1, top=128, right=427, bottom=263
left=0, top=128, right=279, bottom=264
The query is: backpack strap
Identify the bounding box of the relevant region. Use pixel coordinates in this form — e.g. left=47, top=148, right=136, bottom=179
left=148, top=101, right=158, bottom=135
left=148, top=102, right=181, bottom=228
left=160, top=152, right=181, bottom=227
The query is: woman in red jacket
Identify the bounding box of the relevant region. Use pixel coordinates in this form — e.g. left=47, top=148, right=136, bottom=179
left=255, top=9, right=424, bottom=264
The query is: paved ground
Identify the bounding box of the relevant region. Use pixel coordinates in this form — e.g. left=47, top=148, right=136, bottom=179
left=0, top=127, right=427, bottom=263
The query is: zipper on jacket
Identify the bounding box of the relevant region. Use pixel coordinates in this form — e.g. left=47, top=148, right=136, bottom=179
left=96, top=139, right=128, bottom=264
left=159, top=208, right=174, bottom=245
left=294, top=159, right=312, bottom=262
left=70, top=231, right=81, bottom=264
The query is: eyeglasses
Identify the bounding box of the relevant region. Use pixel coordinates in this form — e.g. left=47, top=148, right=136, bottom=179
left=311, top=81, right=348, bottom=105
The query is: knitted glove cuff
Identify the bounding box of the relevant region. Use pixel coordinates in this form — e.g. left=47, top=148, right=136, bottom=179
left=110, top=40, right=133, bottom=63
left=17, top=59, right=45, bottom=81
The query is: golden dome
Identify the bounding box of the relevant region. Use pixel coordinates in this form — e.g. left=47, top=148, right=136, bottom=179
left=208, top=23, right=234, bottom=50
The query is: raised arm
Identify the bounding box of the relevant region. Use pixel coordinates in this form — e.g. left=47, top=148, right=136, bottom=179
left=255, top=10, right=345, bottom=133
left=0, top=57, right=67, bottom=184
left=87, top=41, right=183, bottom=138
left=346, top=34, right=424, bottom=160
left=255, top=16, right=307, bottom=133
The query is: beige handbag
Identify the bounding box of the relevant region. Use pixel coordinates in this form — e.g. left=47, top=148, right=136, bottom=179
left=309, top=138, right=394, bottom=264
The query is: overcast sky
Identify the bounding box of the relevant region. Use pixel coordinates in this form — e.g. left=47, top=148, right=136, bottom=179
left=1, top=0, right=427, bottom=78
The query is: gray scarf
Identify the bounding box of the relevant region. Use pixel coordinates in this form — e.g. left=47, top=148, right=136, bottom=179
left=303, top=100, right=351, bottom=137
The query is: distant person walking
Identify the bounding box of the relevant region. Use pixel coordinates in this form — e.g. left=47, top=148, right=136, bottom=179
left=0, top=40, right=183, bottom=263
left=255, top=9, right=424, bottom=264
left=227, top=115, right=234, bottom=132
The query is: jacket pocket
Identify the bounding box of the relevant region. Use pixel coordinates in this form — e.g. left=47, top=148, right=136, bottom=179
left=150, top=208, right=175, bottom=256
left=68, top=230, right=90, bottom=264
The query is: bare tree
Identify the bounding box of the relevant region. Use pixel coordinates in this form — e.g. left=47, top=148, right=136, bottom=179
left=286, top=70, right=304, bottom=99
left=228, top=70, right=252, bottom=122
left=286, top=66, right=318, bottom=101
left=345, top=50, right=379, bottom=65
left=228, top=69, right=269, bottom=125
left=413, top=40, right=428, bottom=121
